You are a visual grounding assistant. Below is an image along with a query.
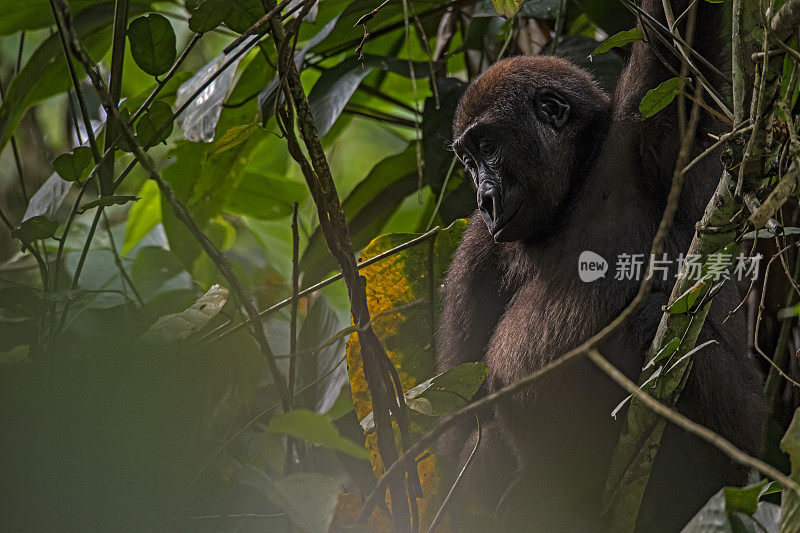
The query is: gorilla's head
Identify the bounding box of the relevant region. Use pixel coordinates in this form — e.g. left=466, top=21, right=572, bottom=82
left=453, top=56, right=611, bottom=243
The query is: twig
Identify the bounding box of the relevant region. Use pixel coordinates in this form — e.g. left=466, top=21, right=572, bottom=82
left=50, top=0, right=292, bottom=413
left=427, top=414, right=480, bottom=533
left=199, top=227, right=441, bottom=345
left=222, top=0, right=291, bottom=54
left=585, top=348, right=800, bottom=496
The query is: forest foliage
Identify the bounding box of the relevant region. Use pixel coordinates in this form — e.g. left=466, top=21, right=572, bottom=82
left=1, top=0, right=800, bottom=531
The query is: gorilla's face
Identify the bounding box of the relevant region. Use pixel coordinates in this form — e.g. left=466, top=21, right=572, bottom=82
left=452, top=88, right=573, bottom=243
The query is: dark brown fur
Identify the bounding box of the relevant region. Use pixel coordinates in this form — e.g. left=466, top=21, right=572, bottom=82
left=436, top=1, right=765, bottom=531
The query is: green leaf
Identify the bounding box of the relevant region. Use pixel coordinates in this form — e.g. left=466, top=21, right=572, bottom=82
left=724, top=480, right=769, bottom=515
left=128, top=14, right=176, bottom=77
left=209, top=124, right=260, bottom=156
left=122, top=180, right=161, bottom=255
left=77, top=195, right=138, bottom=214
left=666, top=277, right=710, bottom=314
left=225, top=172, right=306, bottom=220
left=267, top=409, right=369, bottom=460
left=308, top=58, right=374, bottom=137
left=222, top=0, right=265, bottom=34
left=52, top=146, right=94, bottom=182
left=685, top=490, right=781, bottom=532
left=0, top=5, right=115, bottom=153
left=240, top=468, right=340, bottom=533
left=639, top=77, right=684, bottom=119
left=11, top=215, right=58, bottom=242
left=491, top=0, right=524, bottom=17
left=188, top=0, right=227, bottom=33
left=299, top=146, right=418, bottom=282
left=591, top=28, right=644, bottom=55
left=136, top=100, right=174, bottom=148
left=642, top=337, right=681, bottom=370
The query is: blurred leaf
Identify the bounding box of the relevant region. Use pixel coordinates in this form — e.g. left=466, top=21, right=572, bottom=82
left=142, top=284, right=229, bottom=343
left=209, top=124, right=260, bottom=156
left=22, top=174, right=72, bottom=221
left=121, top=71, right=192, bottom=114
left=123, top=180, right=161, bottom=254
left=724, top=480, right=770, bottom=516
left=241, top=468, right=340, bottom=533
left=0, top=5, right=115, bottom=153
left=591, top=28, right=644, bottom=55
left=225, top=172, right=306, bottom=220
left=361, top=362, right=487, bottom=432
left=136, top=101, right=174, bottom=148
left=685, top=490, right=781, bottom=532
left=296, top=297, right=348, bottom=413
left=77, top=195, right=138, bottom=214
left=268, top=409, right=368, bottom=460
left=188, top=0, right=227, bottom=33
left=0, top=287, right=46, bottom=318
left=474, top=0, right=560, bottom=18
left=640, top=77, right=684, bottom=119
left=11, top=215, right=58, bottom=242
left=308, top=59, right=374, bottom=137
left=0, top=0, right=151, bottom=34
left=223, top=0, right=265, bottom=34
left=299, top=146, right=417, bottom=282
left=130, top=246, right=192, bottom=305
left=491, top=0, right=524, bottom=18
left=781, top=408, right=800, bottom=530
left=128, top=14, right=176, bottom=77
left=52, top=146, right=94, bottom=182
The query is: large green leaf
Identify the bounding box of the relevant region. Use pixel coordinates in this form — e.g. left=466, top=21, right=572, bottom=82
left=299, top=145, right=417, bottom=283
left=223, top=0, right=265, bottom=33
left=0, top=5, right=115, bottom=153
left=224, top=172, right=306, bottom=220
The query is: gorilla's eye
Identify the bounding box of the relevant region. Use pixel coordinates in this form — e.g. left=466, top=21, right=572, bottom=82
left=478, top=139, right=496, bottom=157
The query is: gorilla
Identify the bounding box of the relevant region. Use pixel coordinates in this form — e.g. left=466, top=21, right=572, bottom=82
left=435, top=1, right=766, bottom=531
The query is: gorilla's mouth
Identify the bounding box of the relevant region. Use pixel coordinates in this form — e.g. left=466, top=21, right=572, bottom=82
left=486, top=201, right=522, bottom=242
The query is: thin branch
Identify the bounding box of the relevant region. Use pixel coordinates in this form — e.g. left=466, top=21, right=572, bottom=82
left=585, top=348, right=800, bottom=496
left=50, top=0, right=292, bottom=413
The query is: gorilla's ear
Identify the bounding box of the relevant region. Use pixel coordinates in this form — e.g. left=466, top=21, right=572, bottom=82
left=535, top=88, right=570, bottom=129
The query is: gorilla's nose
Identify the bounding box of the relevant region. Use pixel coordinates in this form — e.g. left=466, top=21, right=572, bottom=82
left=478, top=181, right=501, bottom=224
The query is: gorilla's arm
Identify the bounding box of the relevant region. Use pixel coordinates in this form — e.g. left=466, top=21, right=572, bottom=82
left=437, top=215, right=510, bottom=372
left=613, top=0, right=726, bottom=185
